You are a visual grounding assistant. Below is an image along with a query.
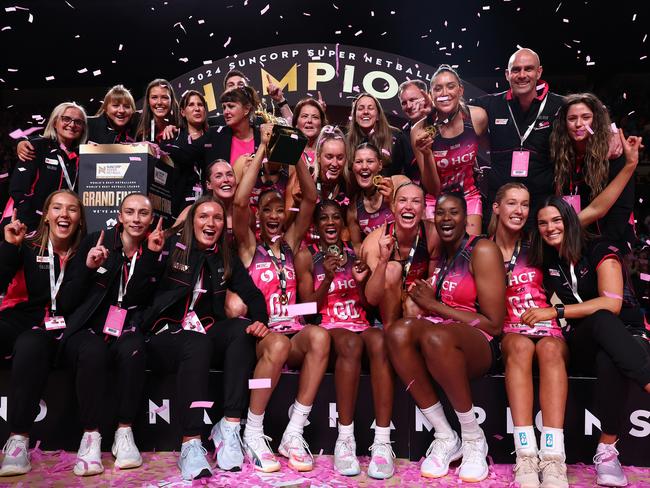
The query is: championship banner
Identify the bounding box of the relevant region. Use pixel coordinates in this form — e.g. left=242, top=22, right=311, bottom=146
left=79, top=144, right=174, bottom=233
left=170, top=43, right=485, bottom=118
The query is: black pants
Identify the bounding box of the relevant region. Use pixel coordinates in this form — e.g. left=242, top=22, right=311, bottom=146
left=567, top=309, right=650, bottom=435
left=146, top=329, right=213, bottom=437
left=7, top=327, right=58, bottom=433
left=207, top=318, right=257, bottom=419
left=63, top=329, right=146, bottom=430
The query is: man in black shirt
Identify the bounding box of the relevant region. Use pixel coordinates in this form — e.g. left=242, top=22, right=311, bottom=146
left=472, top=48, right=564, bottom=229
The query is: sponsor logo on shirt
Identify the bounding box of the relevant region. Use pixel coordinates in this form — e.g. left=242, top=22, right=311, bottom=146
left=495, top=119, right=509, bottom=125
left=255, top=262, right=272, bottom=270
left=549, top=268, right=560, bottom=277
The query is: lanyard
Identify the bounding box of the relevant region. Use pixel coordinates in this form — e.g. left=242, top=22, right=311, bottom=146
left=316, top=181, right=339, bottom=201
left=117, top=251, right=138, bottom=307
left=188, top=269, right=205, bottom=312
left=435, top=235, right=469, bottom=300
left=56, top=154, right=75, bottom=190
left=505, top=240, right=521, bottom=285
left=47, top=239, right=67, bottom=314
left=393, top=224, right=421, bottom=290
left=558, top=262, right=583, bottom=303
left=261, top=241, right=287, bottom=299
left=507, top=95, right=548, bottom=148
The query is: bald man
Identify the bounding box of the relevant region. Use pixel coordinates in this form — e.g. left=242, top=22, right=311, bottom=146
left=472, top=48, right=564, bottom=228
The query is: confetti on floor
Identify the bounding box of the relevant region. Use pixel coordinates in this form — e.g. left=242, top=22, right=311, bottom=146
left=1, top=451, right=650, bottom=487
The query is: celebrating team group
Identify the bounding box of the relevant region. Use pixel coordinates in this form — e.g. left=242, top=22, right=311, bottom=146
left=1, top=47, right=649, bottom=488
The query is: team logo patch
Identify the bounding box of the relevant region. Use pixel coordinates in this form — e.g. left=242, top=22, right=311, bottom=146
left=549, top=268, right=560, bottom=277
left=255, top=262, right=272, bottom=270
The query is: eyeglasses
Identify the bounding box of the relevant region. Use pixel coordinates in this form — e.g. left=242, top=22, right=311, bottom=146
left=60, top=115, right=85, bottom=128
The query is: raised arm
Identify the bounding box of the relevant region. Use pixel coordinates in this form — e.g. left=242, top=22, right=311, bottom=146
left=233, top=124, right=272, bottom=266
left=284, top=152, right=317, bottom=252
left=411, top=118, right=441, bottom=196
left=578, top=130, right=641, bottom=227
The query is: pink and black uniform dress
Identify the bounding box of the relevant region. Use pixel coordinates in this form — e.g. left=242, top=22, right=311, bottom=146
left=426, top=235, right=499, bottom=352
left=425, top=111, right=482, bottom=218
left=248, top=240, right=303, bottom=334
left=356, top=195, right=395, bottom=237
left=308, top=243, right=369, bottom=332
left=502, top=240, right=562, bottom=338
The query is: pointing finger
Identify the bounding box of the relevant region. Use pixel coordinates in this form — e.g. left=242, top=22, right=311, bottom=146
left=11, top=209, right=17, bottom=223
left=97, top=230, right=104, bottom=247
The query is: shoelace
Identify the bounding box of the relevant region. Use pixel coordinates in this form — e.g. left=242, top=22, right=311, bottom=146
left=182, top=441, right=208, bottom=460
left=426, top=436, right=454, bottom=459
left=116, top=430, right=135, bottom=453
left=285, top=433, right=313, bottom=462
left=336, top=438, right=355, bottom=458
left=2, top=438, right=26, bottom=456
left=225, top=426, right=244, bottom=453
left=461, top=437, right=486, bottom=465
left=539, top=458, right=566, bottom=478
left=369, top=441, right=396, bottom=460
left=248, top=434, right=275, bottom=455
left=514, top=455, right=538, bottom=474
left=593, top=444, right=620, bottom=465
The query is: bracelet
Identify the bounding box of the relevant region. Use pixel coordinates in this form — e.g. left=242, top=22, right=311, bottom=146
left=277, top=99, right=288, bottom=108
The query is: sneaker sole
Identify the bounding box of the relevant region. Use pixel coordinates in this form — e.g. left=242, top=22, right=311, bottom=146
left=193, top=468, right=213, bottom=480
left=114, top=458, right=143, bottom=469
left=288, top=460, right=313, bottom=472
left=421, top=447, right=463, bottom=478
left=368, top=469, right=395, bottom=480
left=0, top=465, right=31, bottom=477
left=336, top=468, right=361, bottom=476
left=596, top=476, right=628, bottom=487
left=73, top=466, right=104, bottom=477
left=459, top=468, right=489, bottom=483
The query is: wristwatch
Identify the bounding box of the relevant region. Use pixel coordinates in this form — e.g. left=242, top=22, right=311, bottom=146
left=277, top=99, right=288, bottom=108
left=554, top=304, right=565, bottom=319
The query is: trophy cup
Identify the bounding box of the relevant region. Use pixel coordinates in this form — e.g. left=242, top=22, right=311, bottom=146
left=256, top=100, right=308, bottom=165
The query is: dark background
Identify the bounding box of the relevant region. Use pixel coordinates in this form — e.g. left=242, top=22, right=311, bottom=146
left=1, top=0, right=649, bottom=307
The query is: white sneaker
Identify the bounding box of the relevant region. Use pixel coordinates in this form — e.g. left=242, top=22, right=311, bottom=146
left=111, top=427, right=142, bottom=469
left=333, top=436, right=360, bottom=476
left=278, top=431, right=313, bottom=472
left=514, top=453, right=541, bottom=488
left=539, top=453, right=568, bottom=488
left=243, top=430, right=281, bottom=473
left=73, top=431, right=104, bottom=476
left=594, top=442, right=628, bottom=487
left=421, top=431, right=462, bottom=478
left=211, top=418, right=244, bottom=471
left=458, top=431, right=489, bottom=482
left=0, top=435, right=31, bottom=476
left=178, top=439, right=213, bottom=481
left=367, top=441, right=395, bottom=479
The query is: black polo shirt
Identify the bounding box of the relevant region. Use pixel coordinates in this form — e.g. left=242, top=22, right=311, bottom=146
left=472, top=81, right=564, bottom=219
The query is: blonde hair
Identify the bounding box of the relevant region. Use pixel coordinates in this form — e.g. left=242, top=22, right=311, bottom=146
left=43, top=102, right=88, bottom=145
left=488, top=182, right=529, bottom=236
left=30, top=189, right=86, bottom=257
left=96, top=84, right=136, bottom=116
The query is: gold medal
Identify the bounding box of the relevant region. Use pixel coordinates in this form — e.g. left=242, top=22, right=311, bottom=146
left=372, top=175, right=384, bottom=187
left=327, top=244, right=341, bottom=257
left=424, top=125, right=438, bottom=138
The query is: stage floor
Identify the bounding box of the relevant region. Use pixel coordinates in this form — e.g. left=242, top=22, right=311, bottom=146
left=1, top=451, right=650, bottom=487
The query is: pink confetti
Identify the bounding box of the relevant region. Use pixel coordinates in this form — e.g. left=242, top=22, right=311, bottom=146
left=190, top=401, right=214, bottom=409
left=249, top=378, right=272, bottom=389
left=289, top=207, right=300, bottom=212
left=285, top=302, right=318, bottom=316
left=603, top=291, right=623, bottom=300
left=469, top=318, right=481, bottom=326
left=8, top=126, right=43, bottom=140
left=405, top=379, right=415, bottom=391
left=640, top=273, right=650, bottom=282
left=586, top=125, right=594, bottom=135
left=175, top=242, right=186, bottom=250
left=493, top=434, right=504, bottom=440
left=260, top=4, right=270, bottom=14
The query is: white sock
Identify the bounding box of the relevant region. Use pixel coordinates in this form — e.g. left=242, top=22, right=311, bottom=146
left=285, top=400, right=312, bottom=435
left=337, top=421, right=355, bottom=441
left=539, top=426, right=565, bottom=461
left=455, top=406, right=481, bottom=439
left=373, top=425, right=391, bottom=445
left=243, top=410, right=264, bottom=439
left=513, top=425, right=538, bottom=456
left=420, top=402, right=454, bottom=436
